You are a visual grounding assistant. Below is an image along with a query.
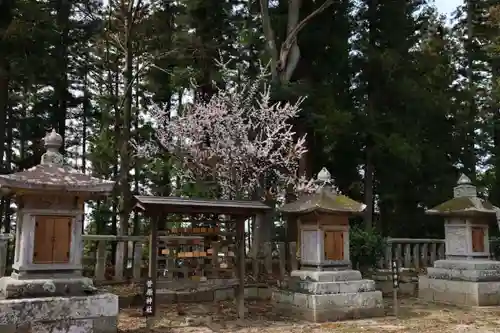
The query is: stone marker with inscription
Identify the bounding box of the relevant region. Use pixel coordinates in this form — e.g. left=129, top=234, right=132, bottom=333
left=271, top=167, right=384, bottom=322
left=419, top=174, right=500, bottom=306
left=0, top=130, right=118, bottom=332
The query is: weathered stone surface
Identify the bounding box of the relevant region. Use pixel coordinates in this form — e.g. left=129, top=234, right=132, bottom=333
left=290, top=270, right=362, bottom=282
left=0, top=317, right=117, bottom=333
left=287, top=279, right=375, bottom=295
left=433, top=259, right=500, bottom=271
left=272, top=290, right=383, bottom=310
left=0, top=276, right=97, bottom=299
left=419, top=276, right=500, bottom=306
left=273, top=303, right=384, bottom=322
left=427, top=267, right=500, bottom=282
left=272, top=290, right=384, bottom=322
left=0, top=293, right=118, bottom=327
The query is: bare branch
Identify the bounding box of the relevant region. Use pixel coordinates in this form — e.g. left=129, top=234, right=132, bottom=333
left=278, top=0, right=334, bottom=78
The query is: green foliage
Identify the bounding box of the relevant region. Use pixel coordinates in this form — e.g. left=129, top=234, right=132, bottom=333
left=350, top=226, right=385, bottom=271
left=490, top=237, right=500, bottom=259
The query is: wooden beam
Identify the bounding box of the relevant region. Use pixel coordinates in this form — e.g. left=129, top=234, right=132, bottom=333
left=148, top=215, right=158, bottom=295
left=236, top=217, right=245, bottom=319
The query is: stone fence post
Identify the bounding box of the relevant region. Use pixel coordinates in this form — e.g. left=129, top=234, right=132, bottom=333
left=0, top=234, right=12, bottom=277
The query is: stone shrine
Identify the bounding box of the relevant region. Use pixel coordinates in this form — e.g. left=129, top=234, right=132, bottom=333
left=419, top=174, right=500, bottom=306
left=0, top=130, right=118, bottom=332
left=271, top=168, right=384, bottom=322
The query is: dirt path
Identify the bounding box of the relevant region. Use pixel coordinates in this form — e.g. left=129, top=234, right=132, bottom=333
left=117, top=298, right=500, bottom=333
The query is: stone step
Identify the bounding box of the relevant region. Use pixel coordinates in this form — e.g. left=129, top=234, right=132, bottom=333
left=287, top=279, right=376, bottom=294
left=290, top=270, right=362, bottom=282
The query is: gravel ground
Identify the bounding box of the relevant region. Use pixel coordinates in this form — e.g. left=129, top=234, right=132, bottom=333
left=116, top=297, right=500, bottom=333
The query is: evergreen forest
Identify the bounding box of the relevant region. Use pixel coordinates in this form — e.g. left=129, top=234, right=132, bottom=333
left=0, top=0, right=498, bottom=246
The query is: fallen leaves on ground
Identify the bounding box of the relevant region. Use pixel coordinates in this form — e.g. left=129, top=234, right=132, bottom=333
left=116, top=297, right=500, bottom=333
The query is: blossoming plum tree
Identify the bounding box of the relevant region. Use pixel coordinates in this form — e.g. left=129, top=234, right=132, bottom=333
left=153, top=61, right=317, bottom=200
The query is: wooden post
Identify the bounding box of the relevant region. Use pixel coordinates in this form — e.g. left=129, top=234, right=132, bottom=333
left=263, top=242, right=273, bottom=275
left=95, top=240, right=107, bottom=281
left=236, top=217, right=245, bottom=319
left=133, top=242, right=144, bottom=281
left=289, top=242, right=298, bottom=271
left=252, top=249, right=259, bottom=279
left=277, top=242, right=286, bottom=279
left=421, top=243, right=429, bottom=268
left=412, top=243, right=420, bottom=270
left=114, top=241, right=125, bottom=281
left=403, top=244, right=411, bottom=268
left=385, top=239, right=393, bottom=269
left=0, top=235, right=9, bottom=277
left=148, top=217, right=158, bottom=288
left=438, top=242, right=445, bottom=259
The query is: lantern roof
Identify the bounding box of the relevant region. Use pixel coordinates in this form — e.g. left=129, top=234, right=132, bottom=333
left=426, top=174, right=496, bottom=217
left=0, top=129, right=115, bottom=195
left=279, top=167, right=365, bottom=215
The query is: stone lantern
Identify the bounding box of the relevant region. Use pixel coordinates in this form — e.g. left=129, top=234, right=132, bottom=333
left=419, top=174, right=500, bottom=306
left=0, top=130, right=118, bottom=332
left=280, top=167, right=364, bottom=270
left=271, top=167, right=383, bottom=322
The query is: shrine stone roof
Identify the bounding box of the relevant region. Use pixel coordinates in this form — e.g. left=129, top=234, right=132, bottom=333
left=426, top=174, right=496, bottom=217
left=0, top=130, right=115, bottom=194
left=279, top=168, right=365, bottom=215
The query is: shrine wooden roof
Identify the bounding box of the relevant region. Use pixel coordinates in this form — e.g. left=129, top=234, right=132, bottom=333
left=279, top=188, right=365, bottom=215
left=133, top=195, right=271, bottom=216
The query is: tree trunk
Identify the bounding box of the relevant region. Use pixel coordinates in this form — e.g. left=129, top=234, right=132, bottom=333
left=53, top=0, right=71, bottom=150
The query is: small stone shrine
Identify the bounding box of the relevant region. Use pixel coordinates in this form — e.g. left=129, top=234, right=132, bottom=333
left=0, top=130, right=118, bottom=332
left=271, top=168, right=384, bottom=322
left=419, top=174, right=500, bottom=306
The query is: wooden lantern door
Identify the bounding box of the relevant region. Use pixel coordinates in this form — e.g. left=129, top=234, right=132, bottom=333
left=471, top=227, right=485, bottom=253
left=324, top=230, right=344, bottom=260
left=33, top=216, right=72, bottom=264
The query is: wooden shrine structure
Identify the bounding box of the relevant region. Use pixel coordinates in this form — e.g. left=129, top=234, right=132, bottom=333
left=133, top=195, right=270, bottom=319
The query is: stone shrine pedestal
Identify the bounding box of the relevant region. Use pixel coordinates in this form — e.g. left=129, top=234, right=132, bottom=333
left=0, top=294, right=119, bottom=332
left=272, top=269, right=384, bottom=322
left=0, top=130, right=118, bottom=332
left=272, top=168, right=384, bottom=322
left=419, top=174, right=500, bottom=306
left=419, top=260, right=500, bottom=306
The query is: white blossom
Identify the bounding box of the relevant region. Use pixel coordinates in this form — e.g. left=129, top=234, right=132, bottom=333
left=152, top=60, right=318, bottom=199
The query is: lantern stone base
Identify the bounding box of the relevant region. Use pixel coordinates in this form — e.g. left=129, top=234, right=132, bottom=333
left=0, top=293, right=118, bottom=333
left=419, top=260, right=500, bottom=306
left=0, top=276, right=97, bottom=299
left=272, top=270, right=384, bottom=322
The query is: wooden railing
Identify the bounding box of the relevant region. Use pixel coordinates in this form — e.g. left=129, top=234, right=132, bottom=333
left=0, top=235, right=467, bottom=282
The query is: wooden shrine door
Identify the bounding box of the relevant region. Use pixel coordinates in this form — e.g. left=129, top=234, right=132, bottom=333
left=33, top=216, right=72, bottom=264
left=471, top=227, right=485, bottom=253
left=324, top=230, right=344, bottom=261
